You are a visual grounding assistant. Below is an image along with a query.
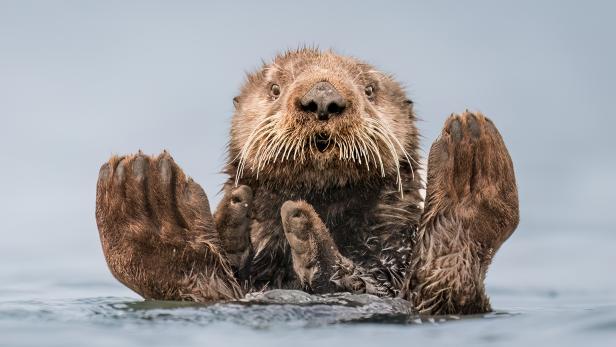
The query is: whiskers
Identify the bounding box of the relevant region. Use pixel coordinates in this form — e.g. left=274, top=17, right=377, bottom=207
left=234, top=114, right=415, bottom=196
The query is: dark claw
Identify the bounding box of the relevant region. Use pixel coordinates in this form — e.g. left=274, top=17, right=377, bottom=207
left=450, top=117, right=463, bottom=143
left=467, top=114, right=481, bottom=139
left=132, top=155, right=146, bottom=182
left=114, top=158, right=127, bottom=186
left=158, top=157, right=172, bottom=185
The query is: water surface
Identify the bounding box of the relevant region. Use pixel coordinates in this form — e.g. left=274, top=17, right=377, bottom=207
left=1, top=230, right=614, bottom=347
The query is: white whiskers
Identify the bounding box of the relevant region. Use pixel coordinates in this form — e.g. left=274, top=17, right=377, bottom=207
left=234, top=114, right=414, bottom=197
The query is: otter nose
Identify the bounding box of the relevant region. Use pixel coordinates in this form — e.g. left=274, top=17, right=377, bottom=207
left=300, top=81, right=347, bottom=121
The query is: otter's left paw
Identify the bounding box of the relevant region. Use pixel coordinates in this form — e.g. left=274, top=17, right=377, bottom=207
left=426, top=111, right=519, bottom=251
left=280, top=201, right=338, bottom=292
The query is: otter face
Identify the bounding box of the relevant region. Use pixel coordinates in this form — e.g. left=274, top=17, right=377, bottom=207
left=229, top=49, right=418, bottom=192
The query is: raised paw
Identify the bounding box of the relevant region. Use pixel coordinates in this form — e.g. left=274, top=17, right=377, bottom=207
left=215, top=185, right=253, bottom=276
left=96, top=151, right=241, bottom=301
left=401, top=112, right=520, bottom=314
left=97, top=152, right=206, bottom=245
left=280, top=201, right=338, bottom=292
left=426, top=111, right=519, bottom=253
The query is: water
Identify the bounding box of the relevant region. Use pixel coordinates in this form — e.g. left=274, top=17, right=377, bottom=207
left=1, top=230, right=614, bottom=347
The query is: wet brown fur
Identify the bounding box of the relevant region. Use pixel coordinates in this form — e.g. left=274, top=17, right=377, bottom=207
left=95, top=48, right=519, bottom=315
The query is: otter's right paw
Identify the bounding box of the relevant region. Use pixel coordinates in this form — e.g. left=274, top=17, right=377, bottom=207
left=96, top=151, right=241, bottom=301
left=214, top=185, right=253, bottom=279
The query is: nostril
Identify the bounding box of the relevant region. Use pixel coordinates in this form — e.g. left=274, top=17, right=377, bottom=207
left=301, top=100, right=318, bottom=113
left=327, top=102, right=345, bottom=115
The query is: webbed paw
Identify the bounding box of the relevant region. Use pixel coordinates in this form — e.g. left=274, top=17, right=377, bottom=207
left=405, top=111, right=519, bottom=314
left=426, top=111, right=519, bottom=249
left=96, top=151, right=241, bottom=301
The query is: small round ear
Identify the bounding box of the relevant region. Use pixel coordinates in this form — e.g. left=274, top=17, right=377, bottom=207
left=233, top=96, right=240, bottom=109
left=405, top=99, right=416, bottom=120
left=405, top=99, right=414, bottom=114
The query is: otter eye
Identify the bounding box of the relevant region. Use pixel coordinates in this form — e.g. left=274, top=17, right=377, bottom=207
left=364, top=85, right=374, bottom=98
left=270, top=84, right=281, bottom=98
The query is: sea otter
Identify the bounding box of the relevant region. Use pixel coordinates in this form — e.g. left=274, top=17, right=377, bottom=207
left=95, top=48, right=519, bottom=315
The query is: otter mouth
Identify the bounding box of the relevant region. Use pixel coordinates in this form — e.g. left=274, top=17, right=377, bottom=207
left=314, top=132, right=331, bottom=153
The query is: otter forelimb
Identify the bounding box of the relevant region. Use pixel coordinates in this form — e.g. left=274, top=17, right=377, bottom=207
left=400, top=112, right=519, bottom=315
left=95, top=152, right=243, bottom=301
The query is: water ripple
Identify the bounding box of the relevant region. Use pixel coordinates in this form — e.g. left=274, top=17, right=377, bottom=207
left=0, top=290, right=504, bottom=328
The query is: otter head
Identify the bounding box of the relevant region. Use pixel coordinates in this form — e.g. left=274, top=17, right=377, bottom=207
left=229, top=48, right=419, bottom=193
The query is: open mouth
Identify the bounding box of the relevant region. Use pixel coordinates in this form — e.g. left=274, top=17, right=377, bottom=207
left=314, top=132, right=331, bottom=153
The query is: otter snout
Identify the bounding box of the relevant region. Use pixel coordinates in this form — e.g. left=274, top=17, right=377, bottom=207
left=299, top=81, right=347, bottom=121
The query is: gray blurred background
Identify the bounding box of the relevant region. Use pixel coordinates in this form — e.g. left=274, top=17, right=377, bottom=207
left=0, top=1, right=614, bottom=299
